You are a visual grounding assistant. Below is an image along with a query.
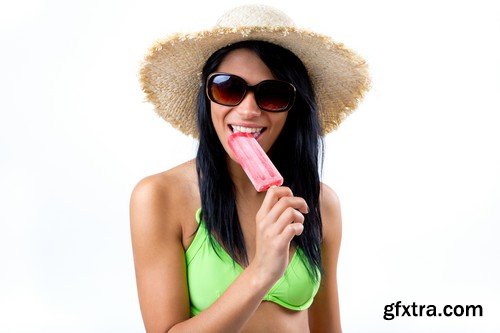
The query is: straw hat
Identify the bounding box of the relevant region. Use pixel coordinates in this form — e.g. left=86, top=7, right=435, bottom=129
left=140, top=4, right=370, bottom=138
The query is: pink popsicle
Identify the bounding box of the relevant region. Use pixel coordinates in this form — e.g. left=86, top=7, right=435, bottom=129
left=228, top=132, right=284, bottom=192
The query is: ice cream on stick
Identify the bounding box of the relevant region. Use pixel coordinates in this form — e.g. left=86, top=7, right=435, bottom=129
left=228, top=132, right=284, bottom=192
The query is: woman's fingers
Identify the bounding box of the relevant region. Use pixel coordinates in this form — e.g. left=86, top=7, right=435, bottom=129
left=265, top=196, right=308, bottom=224
left=257, top=186, right=293, bottom=221
left=271, top=206, right=305, bottom=234
left=282, top=222, right=305, bottom=243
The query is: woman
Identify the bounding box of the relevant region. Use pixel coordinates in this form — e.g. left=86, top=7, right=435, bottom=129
left=130, top=5, right=369, bottom=333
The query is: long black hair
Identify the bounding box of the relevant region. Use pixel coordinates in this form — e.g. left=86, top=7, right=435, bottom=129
left=195, top=40, right=325, bottom=283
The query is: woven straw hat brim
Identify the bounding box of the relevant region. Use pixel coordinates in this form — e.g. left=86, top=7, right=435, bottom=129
left=140, top=26, right=370, bottom=138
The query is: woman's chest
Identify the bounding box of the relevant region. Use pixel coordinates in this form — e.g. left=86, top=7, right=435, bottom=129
left=186, top=225, right=319, bottom=316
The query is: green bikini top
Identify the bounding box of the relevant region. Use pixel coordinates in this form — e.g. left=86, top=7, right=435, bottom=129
left=185, top=208, right=321, bottom=317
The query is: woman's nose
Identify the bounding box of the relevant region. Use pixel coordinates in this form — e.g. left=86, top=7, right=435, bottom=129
left=236, top=91, right=261, bottom=118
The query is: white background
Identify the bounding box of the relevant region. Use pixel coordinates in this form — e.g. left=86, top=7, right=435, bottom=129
left=1, top=0, right=499, bottom=332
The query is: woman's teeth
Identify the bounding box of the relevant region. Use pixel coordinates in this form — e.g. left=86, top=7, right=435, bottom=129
left=231, top=125, right=263, bottom=134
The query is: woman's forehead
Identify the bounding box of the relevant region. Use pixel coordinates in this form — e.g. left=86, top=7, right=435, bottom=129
left=215, top=48, right=276, bottom=83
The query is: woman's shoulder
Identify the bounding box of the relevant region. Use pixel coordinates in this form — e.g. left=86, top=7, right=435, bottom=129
left=319, top=182, right=340, bottom=208
left=133, top=159, right=199, bottom=199
left=135, top=158, right=197, bottom=188
left=130, top=159, right=200, bottom=236
left=319, top=182, right=342, bottom=242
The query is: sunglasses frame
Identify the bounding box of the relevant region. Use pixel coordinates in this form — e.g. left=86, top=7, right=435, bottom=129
left=205, top=72, right=296, bottom=112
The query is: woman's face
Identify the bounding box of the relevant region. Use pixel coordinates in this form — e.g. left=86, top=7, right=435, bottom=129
left=209, top=48, right=288, bottom=160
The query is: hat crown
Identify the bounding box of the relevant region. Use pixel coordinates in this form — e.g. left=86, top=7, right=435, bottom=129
left=215, top=5, right=296, bottom=28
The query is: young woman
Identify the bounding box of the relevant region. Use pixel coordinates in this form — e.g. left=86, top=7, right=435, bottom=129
left=130, top=5, right=369, bottom=333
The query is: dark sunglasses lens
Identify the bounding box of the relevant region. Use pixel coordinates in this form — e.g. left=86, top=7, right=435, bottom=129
left=257, top=81, right=294, bottom=111
left=209, top=75, right=246, bottom=106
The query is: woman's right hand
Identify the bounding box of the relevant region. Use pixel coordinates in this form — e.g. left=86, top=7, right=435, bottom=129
left=250, top=186, right=309, bottom=286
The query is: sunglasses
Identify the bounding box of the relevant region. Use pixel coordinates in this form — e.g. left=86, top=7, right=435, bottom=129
left=206, top=73, right=296, bottom=112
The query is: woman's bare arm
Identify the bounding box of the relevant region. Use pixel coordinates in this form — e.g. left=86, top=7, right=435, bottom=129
left=308, top=183, right=343, bottom=333
left=130, top=175, right=277, bottom=333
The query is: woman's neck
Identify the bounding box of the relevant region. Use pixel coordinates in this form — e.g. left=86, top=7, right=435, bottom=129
left=227, top=156, right=266, bottom=201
